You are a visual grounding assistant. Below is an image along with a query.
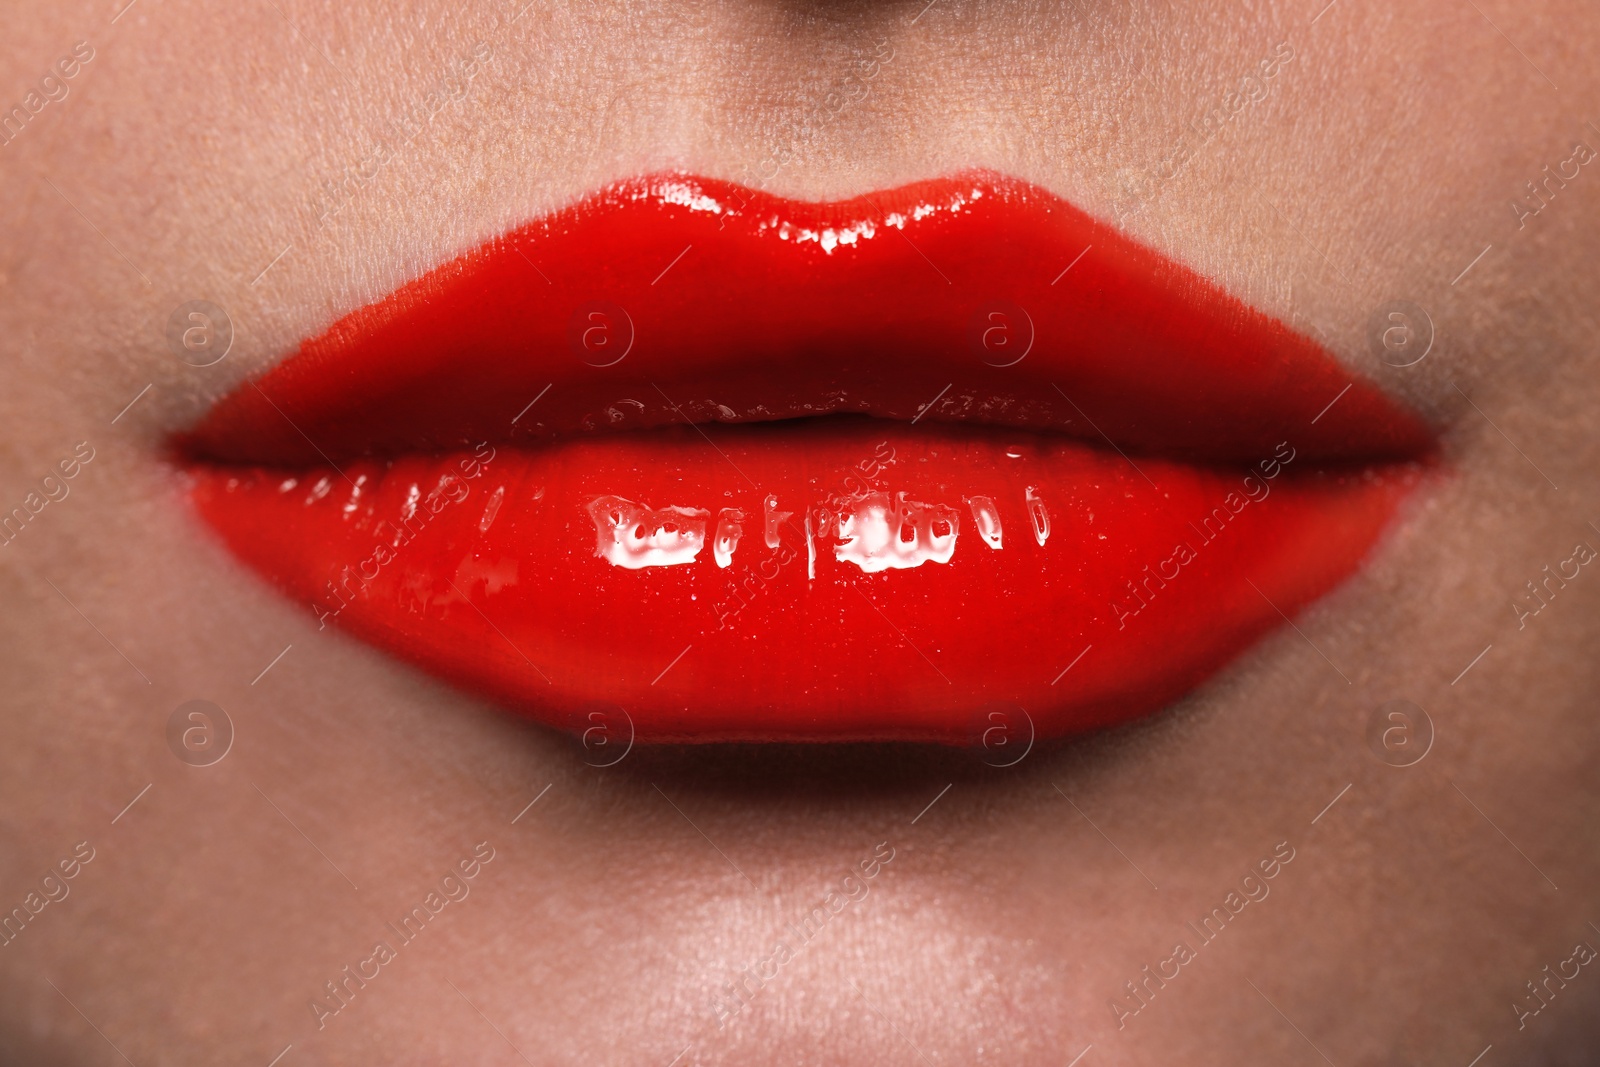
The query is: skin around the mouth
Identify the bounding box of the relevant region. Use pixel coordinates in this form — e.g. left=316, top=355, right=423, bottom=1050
left=3, top=0, right=1599, bottom=1064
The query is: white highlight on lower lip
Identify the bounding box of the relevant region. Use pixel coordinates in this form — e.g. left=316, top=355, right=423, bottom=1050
left=713, top=508, right=745, bottom=568
left=763, top=493, right=791, bottom=549
left=586, top=481, right=1026, bottom=572
left=965, top=495, right=1003, bottom=549
left=587, top=496, right=709, bottom=569
left=1025, top=485, right=1051, bottom=546
left=342, top=474, right=368, bottom=517
left=805, top=510, right=817, bottom=579
left=834, top=492, right=960, bottom=573
left=478, top=485, right=506, bottom=533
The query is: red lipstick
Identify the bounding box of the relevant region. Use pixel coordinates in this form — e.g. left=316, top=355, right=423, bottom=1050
left=180, top=172, right=1432, bottom=743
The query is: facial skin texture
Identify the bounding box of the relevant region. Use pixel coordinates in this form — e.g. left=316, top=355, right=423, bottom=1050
left=2, top=0, right=1599, bottom=1063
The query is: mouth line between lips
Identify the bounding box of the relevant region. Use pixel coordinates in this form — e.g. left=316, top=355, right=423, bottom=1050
left=180, top=407, right=1427, bottom=472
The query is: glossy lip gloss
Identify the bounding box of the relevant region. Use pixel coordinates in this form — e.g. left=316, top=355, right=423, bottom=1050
left=177, top=171, right=1435, bottom=743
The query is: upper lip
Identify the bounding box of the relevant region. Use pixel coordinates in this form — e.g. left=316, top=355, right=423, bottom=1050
left=177, top=171, right=1435, bottom=744
left=181, top=170, right=1431, bottom=467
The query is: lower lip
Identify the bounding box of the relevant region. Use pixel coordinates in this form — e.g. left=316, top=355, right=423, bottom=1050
left=187, top=419, right=1422, bottom=744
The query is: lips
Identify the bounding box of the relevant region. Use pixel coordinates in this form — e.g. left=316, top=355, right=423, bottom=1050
left=179, top=172, right=1432, bottom=743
